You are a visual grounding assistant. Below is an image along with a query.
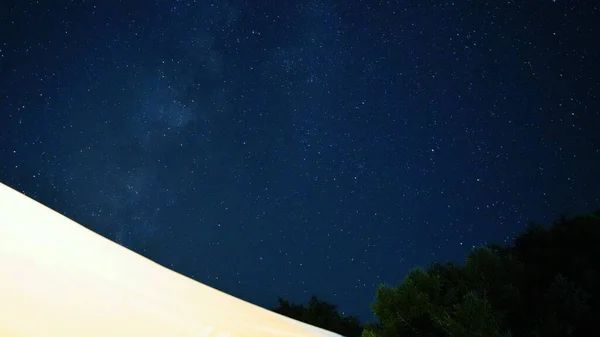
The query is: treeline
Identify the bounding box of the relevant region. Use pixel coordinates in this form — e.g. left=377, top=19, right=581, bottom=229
left=272, top=210, right=600, bottom=337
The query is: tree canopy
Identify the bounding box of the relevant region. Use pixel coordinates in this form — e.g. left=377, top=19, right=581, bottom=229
left=274, top=209, right=600, bottom=337
left=272, top=295, right=364, bottom=337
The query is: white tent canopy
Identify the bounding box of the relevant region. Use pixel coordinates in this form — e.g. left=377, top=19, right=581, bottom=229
left=0, top=182, right=343, bottom=337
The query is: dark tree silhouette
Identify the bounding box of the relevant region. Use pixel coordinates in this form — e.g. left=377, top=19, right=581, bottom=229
left=363, top=209, right=600, bottom=337
left=272, top=295, right=363, bottom=337
left=270, top=210, right=600, bottom=336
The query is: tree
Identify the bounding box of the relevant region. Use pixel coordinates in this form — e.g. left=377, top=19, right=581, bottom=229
left=272, top=295, right=363, bottom=337
left=365, top=209, right=600, bottom=337
left=363, top=254, right=511, bottom=337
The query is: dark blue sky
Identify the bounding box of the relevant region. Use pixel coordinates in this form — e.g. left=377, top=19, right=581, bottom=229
left=1, top=1, right=598, bottom=321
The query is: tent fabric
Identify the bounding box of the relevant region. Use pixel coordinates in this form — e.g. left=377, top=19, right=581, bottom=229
left=0, top=182, right=342, bottom=337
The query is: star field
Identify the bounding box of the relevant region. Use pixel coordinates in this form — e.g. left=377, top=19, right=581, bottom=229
left=1, top=1, right=599, bottom=320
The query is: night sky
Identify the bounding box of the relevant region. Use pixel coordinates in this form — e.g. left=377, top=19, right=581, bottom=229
left=1, top=1, right=599, bottom=321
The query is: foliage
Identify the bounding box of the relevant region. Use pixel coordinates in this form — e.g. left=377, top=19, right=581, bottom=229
left=364, top=210, right=600, bottom=337
left=272, top=295, right=364, bottom=337
left=271, top=210, right=600, bottom=336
